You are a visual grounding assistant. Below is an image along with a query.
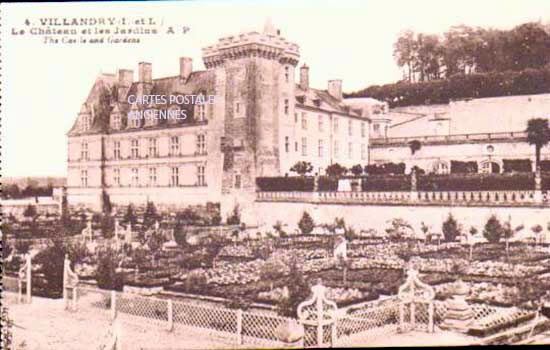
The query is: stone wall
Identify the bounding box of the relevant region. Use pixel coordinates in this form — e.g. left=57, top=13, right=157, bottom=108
left=254, top=200, right=550, bottom=236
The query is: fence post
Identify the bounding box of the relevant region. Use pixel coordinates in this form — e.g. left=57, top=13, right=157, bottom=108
left=331, top=318, right=337, bottom=347
left=26, top=254, right=32, bottom=304
left=428, top=302, right=434, bottom=333
left=411, top=302, right=416, bottom=327
left=399, top=302, right=405, bottom=331
left=72, top=286, right=78, bottom=311
left=111, top=291, right=117, bottom=320
left=236, top=309, right=243, bottom=345
left=167, top=300, right=173, bottom=332
left=114, top=318, right=122, bottom=350
left=63, top=254, right=69, bottom=310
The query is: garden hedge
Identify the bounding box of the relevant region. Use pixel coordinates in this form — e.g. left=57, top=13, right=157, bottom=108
left=256, top=176, right=315, bottom=192
left=362, top=175, right=411, bottom=191
left=417, top=173, right=535, bottom=191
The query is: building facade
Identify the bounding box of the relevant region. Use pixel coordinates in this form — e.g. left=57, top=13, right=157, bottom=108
left=350, top=94, right=550, bottom=174
left=66, top=21, right=371, bottom=218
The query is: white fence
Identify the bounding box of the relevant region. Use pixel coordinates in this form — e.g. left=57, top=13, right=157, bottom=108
left=68, top=285, right=297, bottom=348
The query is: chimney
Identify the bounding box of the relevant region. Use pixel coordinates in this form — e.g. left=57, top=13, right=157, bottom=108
left=299, top=64, right=309, bottom=90
left=138, top=62, right=152, bottom=83
left=117, top=69, right=134, bottom=87
left=179, top=57, right=193, bottom=80
left=328, top=80, right=342, bottom=100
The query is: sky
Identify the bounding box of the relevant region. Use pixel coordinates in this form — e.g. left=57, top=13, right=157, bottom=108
left=2, top=0, right=550, bottom=177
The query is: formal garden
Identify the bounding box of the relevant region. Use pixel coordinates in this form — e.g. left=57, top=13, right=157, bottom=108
left=5, top=204, right=550, bottom=317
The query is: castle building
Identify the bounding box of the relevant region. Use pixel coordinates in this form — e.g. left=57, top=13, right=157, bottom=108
left=66, top=21, right=371, bottom=217
left=357, top=94, right=550, bottom=174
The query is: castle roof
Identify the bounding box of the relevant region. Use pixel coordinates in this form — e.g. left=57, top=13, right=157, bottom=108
left=67, top=70, right=214, bottom=137
left=295, top=84, right=364, bottom=118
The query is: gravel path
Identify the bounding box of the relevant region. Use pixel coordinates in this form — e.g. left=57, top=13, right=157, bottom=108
left=5, top=296, right=246, bottom=350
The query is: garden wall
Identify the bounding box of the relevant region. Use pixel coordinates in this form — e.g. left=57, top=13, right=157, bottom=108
left=254, top=201, right=550, bottom=237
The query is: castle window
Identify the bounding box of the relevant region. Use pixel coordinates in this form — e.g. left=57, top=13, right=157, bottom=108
left=81, top=115, right=91, bottom=131
left=131, top=168, right=139, bottom=187
left=234, top=101, right=245, bottom=118
left=112, top=113, right=121, bottom=130
left=81, top=142, right=88, bottom=161
left=131, top=139, right=139, bottom=159
left=334, top=141, right=339, bottom=158
left=301, top=113, right=307, bottom=130
left=170, top=167, right=179, bottom=186
left=348, top=142, right=353, bottom=159
left=302, top=137, right=307, bottom=156
left=113, top=141, right=121, bottom=160
left=295, top=142, right=298, bottom=152
left=195, top=95, right=206, bottom=121
left=131, top=114, right=140, bottom=128
left=318, top=139, right=324, bottom=157
left=285, top=136, right=289, bottom=153
left=284, top=66, right=290, bottom=83
left=197, top=165, right=206, bottom=186
left=334, top=118, right=339, bottom=133
left=318, top=115, right=324, bottom=132
left=148, top=167, right=157, bottom=186
left=294, top=113, right=298, bottom=123
left=196, top=134, right=206, bottom=155
left=361, top=143, right=366, bottom=160
left=361, top=122, right=366, bottom=138
left=113, top=168, right=120, bottom=186
left=80, top=170, right=88, bottom=187
left=373, top=124, right=380, bottom=132
left=284, top=99, right=289, bottom=115
left=348, top=120, right=353, bottom=136
left=170, top=136, right=180, bottom=156
left=148, top=138, right=157, bottom=157
left=234, top=173, right=241, bottom=189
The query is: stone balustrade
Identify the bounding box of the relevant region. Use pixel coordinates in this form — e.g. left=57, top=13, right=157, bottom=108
left=256, top=189, right=548, bottom=207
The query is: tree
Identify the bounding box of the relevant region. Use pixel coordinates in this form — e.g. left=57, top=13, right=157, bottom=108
left=483, top=215, right=503, bottom=243
left=147, top=230, right=166, bottom=267
left=276, top=256, right=310, bottom=318
left=298, top=211, right=315, bottom=235
left=96, top=247, right=123, bottom=290
left=14, top=240, right=31, bottom=255
left=442, top=213, right=461, bottom=242
left=290, top=161, right=313, bottom=176
left=350, top=164, right=363, bottom=177
left=337, top=255, right=351, bottom=285
left=526, top=118, right=550, bottom=170
left=408, top=140, right=422, bottom=155
left=23, top=204, right=38, bottom=220
left=226, top=204, right=241, bottom=225
left=393, top=30, right=417, bottom=82
left=326, top=163, right=347, bottom=177
left=260, top=260, right=287, bottom=291
left=123, top=204, right=137, bottom=226
left=143, top=201, right=160, bottom=229
left=33, top=240, right=67, bottom=297
left=101, top=190, right=112, bottom=215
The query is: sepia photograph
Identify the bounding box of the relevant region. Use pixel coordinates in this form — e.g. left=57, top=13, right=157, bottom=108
left=1, top=0, right=550, bottom=348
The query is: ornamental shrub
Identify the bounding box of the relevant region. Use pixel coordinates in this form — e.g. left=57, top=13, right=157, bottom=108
left=483, top=215, right=503, bottom=243
left=503, top=159, right=532, bottom=173
left=298, top=211, right=315, bottom=235
left=442, top=213, right=461, bottom=242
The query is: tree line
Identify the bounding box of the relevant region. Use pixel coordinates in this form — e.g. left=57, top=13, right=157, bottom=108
left=392, top=22, right=550, bottom=82
left=347, top=22, right=550, bottom=107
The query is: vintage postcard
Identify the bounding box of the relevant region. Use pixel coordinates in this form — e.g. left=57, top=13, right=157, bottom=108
left=1, top=0, right=550, bottom=349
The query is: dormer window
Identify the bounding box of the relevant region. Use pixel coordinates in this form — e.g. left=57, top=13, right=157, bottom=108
left=111, top=113, right=121, bottom=130
left=313, top=99, right=321, bottom=108
left=80, top=115, right=91, bottom=131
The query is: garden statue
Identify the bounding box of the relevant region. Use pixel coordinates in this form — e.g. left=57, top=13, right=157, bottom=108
left=440, top=279, right=474, bottom=332
left=333, top=236, right=347, bottom=259
left=410, top=168, right=417, bottom=192
left=155, top=220, right=160, bottom=231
